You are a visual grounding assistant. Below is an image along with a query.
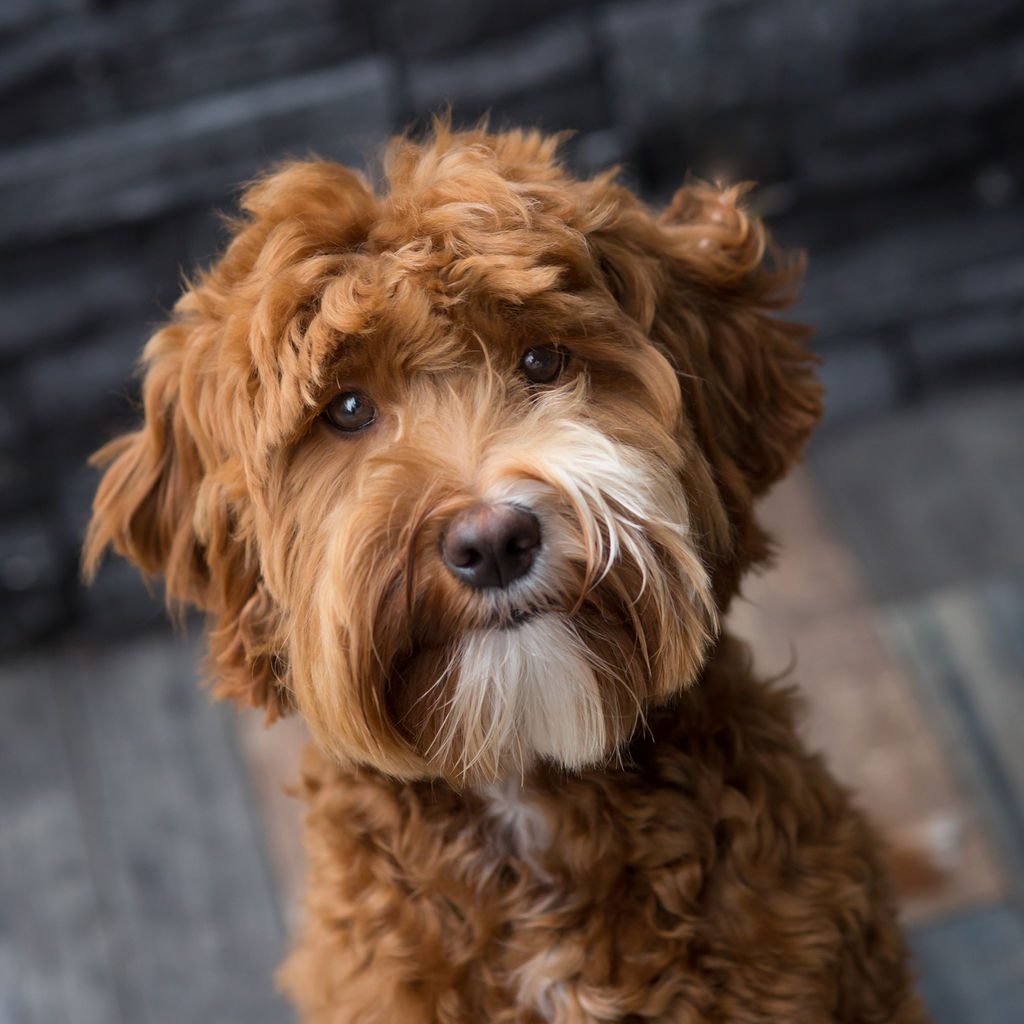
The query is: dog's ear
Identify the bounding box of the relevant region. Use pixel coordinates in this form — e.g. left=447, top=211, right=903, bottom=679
left=587, top=178, right=821, bottom=594
left=83, top=159, right=376, bottom=717
left=654, top=182, right=821, bottom=497
left=83, top=321, right=207, bottom=600
left=82, top=318, right=292, bottom=719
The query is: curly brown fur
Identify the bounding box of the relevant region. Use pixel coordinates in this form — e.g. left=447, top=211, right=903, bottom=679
left=285, top=639, right=923, bottom=1023
left=85, top=122, right=928, bottom=1022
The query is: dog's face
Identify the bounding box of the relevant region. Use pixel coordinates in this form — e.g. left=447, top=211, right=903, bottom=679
left=85, top=128, right=820, bottom=785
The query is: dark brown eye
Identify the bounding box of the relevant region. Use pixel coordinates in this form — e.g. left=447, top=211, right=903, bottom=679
left=519, top=345, right=569, bottom=384
left=323, top=391, right=377, bottom=433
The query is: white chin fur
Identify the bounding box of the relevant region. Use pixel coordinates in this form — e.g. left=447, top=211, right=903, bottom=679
left=452, top=615, right=607, bottom=777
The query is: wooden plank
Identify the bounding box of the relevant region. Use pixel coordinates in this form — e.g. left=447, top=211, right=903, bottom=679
left=911, top=903, right=1024, bottom=1024
left=882, top=575, right=1024, bottom=890
left=55, top=634, right=289, bottom=1024
left=0, top=58, right=395, bottom=248
left=0, top=663, right=122, bottom=1024
left=0, top=633, right=294, bottom=1024
left=236, top=711, right=309, bottom=930
left=731, top=472, right=1006, bottom=924
left=809, top=386, right=1024, bottom=601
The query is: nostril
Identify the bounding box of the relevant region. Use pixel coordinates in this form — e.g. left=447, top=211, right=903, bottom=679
left=454, top=546, right=482, bottom=569
left=507, top=534, right=534, bottom=555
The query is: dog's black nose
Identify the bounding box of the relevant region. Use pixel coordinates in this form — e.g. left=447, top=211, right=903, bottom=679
left=442, top=504, right=541, bottom=589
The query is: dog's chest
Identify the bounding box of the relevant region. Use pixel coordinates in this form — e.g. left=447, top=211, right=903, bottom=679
left=480, top=779, right=552, bottom=861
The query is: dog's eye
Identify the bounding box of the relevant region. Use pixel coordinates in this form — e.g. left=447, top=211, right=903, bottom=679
left=519, top=345, right=569, bottom=384
left=323, top=391, right=377, bottom=433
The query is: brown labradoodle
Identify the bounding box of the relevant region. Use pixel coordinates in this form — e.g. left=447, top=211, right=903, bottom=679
left=85, top=124, right=929, bottom=1023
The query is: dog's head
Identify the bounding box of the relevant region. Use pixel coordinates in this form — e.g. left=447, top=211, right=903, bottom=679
left=84, top=126, right=820, bottom=784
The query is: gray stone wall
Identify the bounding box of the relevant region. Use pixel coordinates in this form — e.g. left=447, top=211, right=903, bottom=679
left=1, top=0, right=1022, bottom=651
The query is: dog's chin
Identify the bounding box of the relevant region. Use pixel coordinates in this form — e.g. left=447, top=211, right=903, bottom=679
left=470, top=613, right=607, bottom=764
left=407, top=611, right=611, bottom=784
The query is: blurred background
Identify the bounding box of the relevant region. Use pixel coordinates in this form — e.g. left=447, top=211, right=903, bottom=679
left=1, top=1, right=1023, bottom=1021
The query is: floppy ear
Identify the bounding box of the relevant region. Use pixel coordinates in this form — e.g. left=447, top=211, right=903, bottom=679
left=83, top=318, right=292, bottom=719
left=84, top=159, right=377, bottom=717
left=655, top=181, right=821, bottom=498
left=84, top=321, right=206, bottom=599
left=587, top=178, right=821, bottom=599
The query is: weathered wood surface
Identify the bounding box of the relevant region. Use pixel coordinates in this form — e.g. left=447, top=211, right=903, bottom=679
left=0, top=633, right=289, bottom=1024
left=882, top=572, right=1024, bottom=1022
left=236, top=711, right=310, bottom=930
left=809, top=386, right=1024, bottom=601
left=808, top=382, right=1024, bottom=1020
left=882, top=576, right=1024, bottom=892
left=730, top=472, right=1006, bottom=926
left=0, top=667, right=121, bottom=1024
left=911, top=904, right=1024, bottom=1024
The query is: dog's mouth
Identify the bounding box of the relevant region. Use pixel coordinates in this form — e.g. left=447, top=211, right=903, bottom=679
left=482, top=606, right=536, bottom=632
left=480, top=572, right=582, bottom=632
left=502, top=607, right=537, bottom=630
left=487, top=599, right=557, bottom=631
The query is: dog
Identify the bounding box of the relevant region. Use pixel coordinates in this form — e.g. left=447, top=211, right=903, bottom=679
left=85, top=123, right=929, bottom=1023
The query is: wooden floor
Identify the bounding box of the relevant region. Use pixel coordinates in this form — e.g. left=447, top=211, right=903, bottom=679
left=808, top=383, right=1024, bottom=1023
left=1, top=383, right=1021, bottom=1023
left=730, top=472, right=1005, bottom=926
left=0, top=639, right=289, bottom=1024
left=809, top=386, right=1024, bottom=604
